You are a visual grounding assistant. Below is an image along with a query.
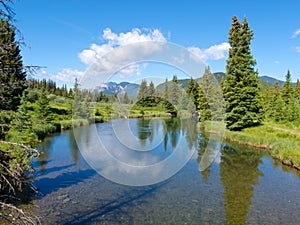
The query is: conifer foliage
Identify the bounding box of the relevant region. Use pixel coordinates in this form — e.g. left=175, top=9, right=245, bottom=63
left=0, top=18, right=26, bottom=110
left=222, top=16, right=263, bottom=130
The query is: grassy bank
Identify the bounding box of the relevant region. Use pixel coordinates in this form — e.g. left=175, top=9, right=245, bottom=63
left=200, top=121, right=300, bottom=170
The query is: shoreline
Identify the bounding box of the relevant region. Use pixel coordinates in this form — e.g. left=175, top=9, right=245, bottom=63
left=200, top=122, right=300, bottom=172
left=45, top=116, right=300, bottom=172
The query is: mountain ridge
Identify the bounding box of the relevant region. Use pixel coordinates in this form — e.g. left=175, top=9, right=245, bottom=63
left=95, top=73, right=290, bottom=96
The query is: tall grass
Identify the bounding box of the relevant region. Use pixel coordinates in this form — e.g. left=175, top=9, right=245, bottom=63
left=200, top=121, right=300, bottom=170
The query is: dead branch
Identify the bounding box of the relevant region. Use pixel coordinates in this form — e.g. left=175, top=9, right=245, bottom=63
left=0, top=140, right=39, bottom=158
left=0, top=201, right=41, bottom=225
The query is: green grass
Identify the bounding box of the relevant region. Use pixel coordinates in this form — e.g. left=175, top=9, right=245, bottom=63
left=128, top=105, right=172, bottom=118
left=200, top=121, right=300, bottom=170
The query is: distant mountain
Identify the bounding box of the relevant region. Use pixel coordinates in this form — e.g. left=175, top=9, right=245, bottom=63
left=213, top=72, right=226, bottom=83
left=259, top=76, right=285, bottom=86
left=94, top=73, right=290, bottom=98
left=156, top=72, right=225, bottom=90
left=156, top=78, right=191, bottom=91
left=94, top=81, right=139, bottom=97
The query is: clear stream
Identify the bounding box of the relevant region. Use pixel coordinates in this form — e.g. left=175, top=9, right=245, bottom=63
left=23, top=118, right=300, bottom=224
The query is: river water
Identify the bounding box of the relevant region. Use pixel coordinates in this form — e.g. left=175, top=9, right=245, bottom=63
left=25, top=118, right=300, bottom=224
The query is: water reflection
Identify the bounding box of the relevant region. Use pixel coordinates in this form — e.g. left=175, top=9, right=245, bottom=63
left=37, top=137, right=52, bottom=173
left=68, top=130, right=79, bottom=165
left=197, top=131, right=265, bottom=224
left=76, top=117, right=198, bottom=186
left=183, top=117, right=198, bottom=150
left=137, top=119, right=151, bottom=146
left=36, top=130, right=80, bottom=173
left=197, top=131, right=211, bottom=183
left=136, top=118, right=184, bottom=151
left=220, top=143, right=263, bottom=225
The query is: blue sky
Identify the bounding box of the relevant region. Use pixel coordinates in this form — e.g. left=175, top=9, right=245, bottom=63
left=13, top=0, right=300, bottom=86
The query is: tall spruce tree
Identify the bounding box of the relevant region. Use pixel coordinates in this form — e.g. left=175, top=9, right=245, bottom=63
left=123, top=91, right=129, bottom=104
left=282, top=70, right=298, bottom=121
left=163, top=78, right=169, bottom=100
left=296, top=79, right=300, bottom=98
left=223, top=16, right=263, bottom=130
left=169, top=75, right=181, bottom=105
left=137, top=79, right=148, bottom=101
left=148, top=81, right=155, bottom=96
left=186, top=77, right=200, bottom=110
left=282, top=70, right=294, bottom=104
left=0, top=18, right=26, bottom=110
left=198, top=67, right=213, bottom=121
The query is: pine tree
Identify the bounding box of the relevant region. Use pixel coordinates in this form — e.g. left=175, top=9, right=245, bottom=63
left=73, top=77, right=89, bottom=119
left=282, top=70, right=294, bottom=104
left=123, top=92, right=129, bottom=104
left=163, top=78, right=169, bottom=101
left=198, top=67, right=212, bottom=121
left=137, top=79, right=147, bottom=101
left=148, top=81, right=155, bottom=96
left=186, top=78, right=200, bottom=110
left=36, top=88, right=51, bottom=121
left=0, top=18, right=26, bottom=110
left=222, top=16, right=263, bottom=130
left=282, top=70, right=298, bottom=121
left=169, top=75, right=181, bottom=105
left=111, top=92, right=118, bottom=102
left=178, top=91, right=189, bottom=112
left=296, top=79, right=300, bottom=99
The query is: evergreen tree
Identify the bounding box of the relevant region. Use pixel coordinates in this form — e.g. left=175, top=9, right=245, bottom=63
left=137, top=79, right=148, bottom=101
left=222, top=16, right=263, bottom=130
left=186, top=77, right=200, bottom=110
left=111, top=92, right=118, bottom=102
left=73, top=77, right=89, bottom=119
left=198, top=66, right=225, bottom=121
left=35, top=88, right=51, bottom=121
left=282, top=70, right=294, bottom=104
left=282, top=70, right=298, bottom=121
left=123, top=92, right=129, bottom=104
left=169, top=75, right=181, bottom=105
left=296, top=79, right=300, bottom=99
left=198, top=67, right=212, bottom=121
left=0, top=18, right=26, bottom=110
left=163, top=78, right=169, bottom=101
left=148, top=81, right=155, bottom=96
left=178, top=91, right=189, bottom=112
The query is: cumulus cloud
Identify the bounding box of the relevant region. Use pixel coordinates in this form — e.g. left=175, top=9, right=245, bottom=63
left=188, top=42, right=230, bottom=62
left=36, top=68, right=84, bottom=84
left=78, top=28, right=168, bottom=84
left=292, top=29, right=300, bottom=38
left=78, top=28, right=167, bottom=66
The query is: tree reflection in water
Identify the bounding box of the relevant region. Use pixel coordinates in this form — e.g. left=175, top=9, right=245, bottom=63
left=137, top=117, right=199, bottom=153
left=220, top=144, right=263, bottom=225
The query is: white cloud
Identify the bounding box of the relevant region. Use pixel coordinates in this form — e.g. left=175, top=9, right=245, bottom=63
left=78, top=28, right=167, bottom=66
left=188, top=42, right=230, bottom=62
left=295, top=46, right=300, bottom=53
left=36, top=68, right=84, bottom=85
left=292, top=29, right=300, bottom=38
left=78, top=28, right=168, bottom=85
left=274, top=60, right=280, bottom=64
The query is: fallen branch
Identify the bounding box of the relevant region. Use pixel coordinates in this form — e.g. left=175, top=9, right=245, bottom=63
left=0, top=202, right=41, bottom=225
left=0, top=140, right=39, bottom=158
